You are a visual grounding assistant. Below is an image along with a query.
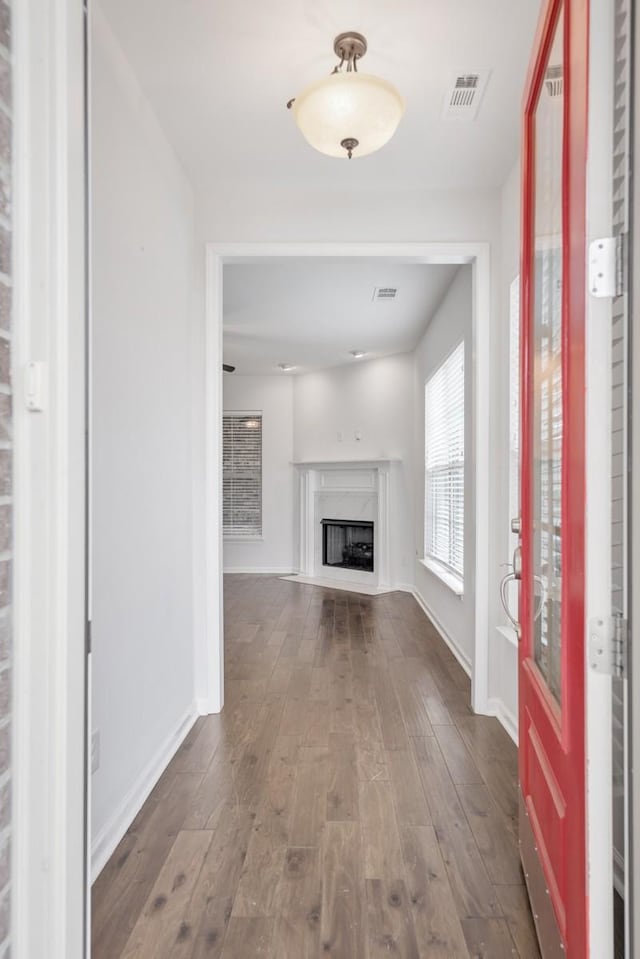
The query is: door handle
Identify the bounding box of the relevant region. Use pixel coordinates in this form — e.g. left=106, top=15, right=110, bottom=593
left=499, top=545, right=546, bottom=639
left=499, top=546, right=522, bottom=635
left=500, top=573, right=521, bottom=635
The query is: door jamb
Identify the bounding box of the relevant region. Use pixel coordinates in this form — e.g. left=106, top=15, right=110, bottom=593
left=630, top=0, right=639, bottom=948
left=585, top=0, right=616, bottom=952
left=13, top=0, right=87, bottom=956
left=202, top=241, right=492, bottom=717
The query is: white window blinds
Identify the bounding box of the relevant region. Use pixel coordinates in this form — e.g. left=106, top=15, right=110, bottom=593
left=425, top=341, right=465, bottom=579
left=223, top=413, right=262, bottom=537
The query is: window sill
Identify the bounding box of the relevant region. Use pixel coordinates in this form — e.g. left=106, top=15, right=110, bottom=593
left=223, top=535, right=264, bottom=543
left=419, top=557, right=464, bottom=597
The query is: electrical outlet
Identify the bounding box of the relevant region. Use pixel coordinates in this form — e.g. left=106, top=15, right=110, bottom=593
left=91, top=730, right=100, bottom=774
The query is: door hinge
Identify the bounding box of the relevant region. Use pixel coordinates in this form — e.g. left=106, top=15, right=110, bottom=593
left=86, top=619, right=92, bottom=656
left=24, top=361, right=47, bottom=412
left=588, top=235, right=625, bottom=298
left=615, top=233, right=625, bottom=296
left=588, top=614, right=627, bottom=678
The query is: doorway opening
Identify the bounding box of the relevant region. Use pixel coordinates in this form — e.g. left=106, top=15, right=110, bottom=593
left=205, top=243, right=491, bottom=717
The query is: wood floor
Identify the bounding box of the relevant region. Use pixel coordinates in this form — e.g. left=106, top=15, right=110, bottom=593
left=92, top=575, right=541, bottom=958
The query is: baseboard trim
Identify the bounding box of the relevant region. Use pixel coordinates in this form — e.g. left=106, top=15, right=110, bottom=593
left=196, top=696, right=221, bottom=716
left=486, top=696, right=518, bottom=744
left=223, top=567, right=296, bottom=575
left=91, top=705, right=198, bottom=883
left=411, top=587, right=472, bottom=677
left=392, top=582, right=415, bottom=594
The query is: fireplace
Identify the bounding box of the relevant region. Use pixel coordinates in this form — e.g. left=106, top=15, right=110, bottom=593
left=322, top=518, right=374, bottom=573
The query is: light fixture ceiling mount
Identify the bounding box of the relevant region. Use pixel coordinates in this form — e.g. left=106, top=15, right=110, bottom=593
left=333, top=31, right=368, bottom=64
left=287, top=32, right=405, bottom=161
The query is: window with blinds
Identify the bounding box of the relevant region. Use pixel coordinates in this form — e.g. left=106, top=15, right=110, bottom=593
left=223, top=413, right=263, bottom=537
left=424, top=341, right=465, bottom=581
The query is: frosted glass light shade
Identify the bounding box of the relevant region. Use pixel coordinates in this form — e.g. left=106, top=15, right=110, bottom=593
left=292, top=71, right=405, bottom=159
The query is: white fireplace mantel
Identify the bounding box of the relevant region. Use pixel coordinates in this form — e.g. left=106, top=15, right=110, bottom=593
left=294, top=459, right=395, bottom=589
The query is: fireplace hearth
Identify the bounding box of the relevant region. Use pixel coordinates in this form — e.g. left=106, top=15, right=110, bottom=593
left=322, top=518, right=374, bottom=573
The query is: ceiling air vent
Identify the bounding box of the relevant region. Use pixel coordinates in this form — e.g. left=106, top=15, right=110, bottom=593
left=443, top=72, right=490, bottom=120
left=544, top=65, right=563, bottom=97
left=373, top=287, right=398, bottom=301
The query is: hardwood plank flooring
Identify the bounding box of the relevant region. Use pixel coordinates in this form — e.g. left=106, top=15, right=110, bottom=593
left=92, top=575, right=541, bottom=958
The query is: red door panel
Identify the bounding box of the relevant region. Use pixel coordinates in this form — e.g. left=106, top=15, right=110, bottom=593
left=519, top=0, right=588, bottom=956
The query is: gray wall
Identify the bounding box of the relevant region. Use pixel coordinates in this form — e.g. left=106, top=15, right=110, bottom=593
left=0, top=2, right=11, bottom=955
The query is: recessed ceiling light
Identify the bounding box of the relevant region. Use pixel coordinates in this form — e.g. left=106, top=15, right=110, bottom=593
left=350, top=350, right=366, bottom=359
left=278, top=363, right=296, bottom=371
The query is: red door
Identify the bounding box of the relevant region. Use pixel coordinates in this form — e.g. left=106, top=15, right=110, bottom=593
left=519, top=0, right=589, bottom=956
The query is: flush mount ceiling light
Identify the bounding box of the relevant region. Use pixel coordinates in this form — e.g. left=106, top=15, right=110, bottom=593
left=350, top=350, right=366, bottom=358
left=278, top=363, right=296, bottom=371
left=287, top=32, right=405, bottom=160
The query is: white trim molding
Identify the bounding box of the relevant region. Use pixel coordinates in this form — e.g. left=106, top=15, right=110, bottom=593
left=13, top=0, right=87, bottom=954
left=585, top=0, right=617, bottom=953
left=294, top=459, right=391, bottom=590
left=204, top=242, right=492, bottom=719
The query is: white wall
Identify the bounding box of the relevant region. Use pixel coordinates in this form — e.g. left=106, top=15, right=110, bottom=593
left=293, top=353, right=415, bottom=588
left=197, top=186, right=500, bottom=244
left=413, top=267, right=474, bottom=668
left=90, top=6, right=197, bottom=871
left=293, top=353, right=414, bottom=463
left=223, top=375, right=295, bottom=573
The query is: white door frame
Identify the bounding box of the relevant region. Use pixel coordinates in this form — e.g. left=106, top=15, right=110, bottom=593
left=631, top=6, right=640, bottom=939
left=13, top=0, right=87, bottom=956
left=584, top=0, right=619, bottom=954
left=203, top=241, right=492, bottom=716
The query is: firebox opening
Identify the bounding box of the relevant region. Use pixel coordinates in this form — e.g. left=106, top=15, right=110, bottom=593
left=321, top=518, right=374, bottom=573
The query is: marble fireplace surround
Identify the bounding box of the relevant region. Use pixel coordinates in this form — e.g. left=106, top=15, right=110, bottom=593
left=292, top=460, right=396, bottom=591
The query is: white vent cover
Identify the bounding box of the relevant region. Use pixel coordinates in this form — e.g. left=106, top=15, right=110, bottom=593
left=373, top=287, right=398, bottom=301
left=443, top=72, right=490, bottom=120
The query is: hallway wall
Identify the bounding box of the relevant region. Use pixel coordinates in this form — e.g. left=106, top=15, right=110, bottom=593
left=222, top=374, right=295, bottom=574
left=413, top=267, right=474, bottom=668
left=91, top=6, right=198, bottom=875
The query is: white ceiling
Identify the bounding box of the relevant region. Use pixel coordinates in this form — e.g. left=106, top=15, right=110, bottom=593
left=99, top=0, right=540, bottom=195
left=222, top=259, right=460, bottom=375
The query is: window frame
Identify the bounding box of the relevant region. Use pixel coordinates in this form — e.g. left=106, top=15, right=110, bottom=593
left=423, top=340, right=465, bottom=593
